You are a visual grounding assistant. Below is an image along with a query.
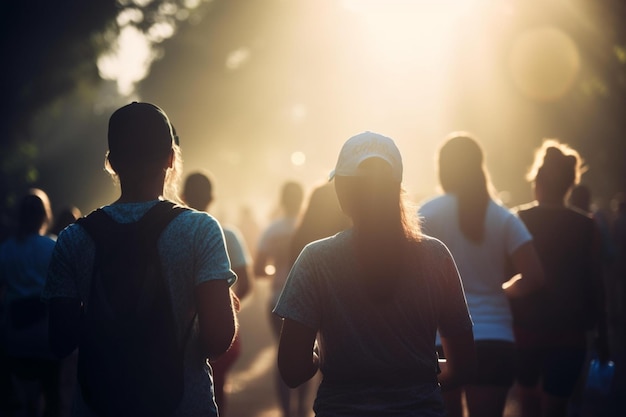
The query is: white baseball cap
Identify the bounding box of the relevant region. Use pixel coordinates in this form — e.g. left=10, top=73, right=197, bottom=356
left=329, top=131, right=403, bottom=182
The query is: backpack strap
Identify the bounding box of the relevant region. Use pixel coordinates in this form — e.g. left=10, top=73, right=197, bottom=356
left=136, top=200, right=188, bottom=248
left=76, top=209, right=118, bottom=253
left=77, top=200, right=186, bottom=249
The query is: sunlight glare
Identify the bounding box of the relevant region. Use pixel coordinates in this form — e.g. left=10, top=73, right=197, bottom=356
left=290, top=104, right=307, bottom=123
left=116, top=8, right=144, bottom=26
left=290, top=151, right=306, bottom=166
left=147, top=21, right=176, bottom=43
left=226, top=47, right=251, bottom=71
left=97, top=25, right=155, bottom=96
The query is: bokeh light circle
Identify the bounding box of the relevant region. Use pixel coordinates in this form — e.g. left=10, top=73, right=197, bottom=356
left=509, top=26, right=581, bottom=102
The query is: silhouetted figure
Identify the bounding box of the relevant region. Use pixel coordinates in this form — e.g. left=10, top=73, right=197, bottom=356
left=43, top=102, right=238, bottom=417
left=0, top=188, right=61, bottom=417
left=182, top=170, right=253, bottom=416
left=275, top=132, right=476, bottom=416
left=289, top=181, right=351, bottom=266
left=419, top=133, right=544, bottom=417
left=511, top=139, right=609, bottom=417
left=569, top=184, right=592, bottom=214
left=48, top=205, right=82, bottom=417
left=254, top=181, right=309, bottom=417
left=610, top=193, right=626, bottom=344
left=49, top=206, right=82, bottom=239
left=238, top=205, right=261, bottom=260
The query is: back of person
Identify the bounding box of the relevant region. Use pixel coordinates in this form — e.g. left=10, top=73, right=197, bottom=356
left=510, top=139, right=607, bottom=417
left=512, top=203, right=596, bottom=332
left=0, top=188, right=60, bottom=417
left=420, top=194, right=526, bottom=340
left=46, top=201, right=234, bottom=416
left=275, top=132, right=475, bottom=417
left=255, top=181, right=305, bottom=304
left=295, top=231, right=466, bottom=385
left=43, top=102, right=237, bottom=417
left=418, top=133, right=543, bottom=417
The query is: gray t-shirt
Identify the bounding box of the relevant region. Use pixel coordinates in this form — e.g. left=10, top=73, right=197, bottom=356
left=43, top=200, right=235, bottom=417
left=274, top=229, right=472, bottom=412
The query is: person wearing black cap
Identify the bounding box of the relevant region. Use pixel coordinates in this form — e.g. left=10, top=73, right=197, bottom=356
left=43, top=102, right=238, bottom=417
left=274, top=132, right=476, bottom=416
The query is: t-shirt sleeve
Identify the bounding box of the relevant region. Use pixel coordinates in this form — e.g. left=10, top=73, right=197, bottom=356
left=272, top=245, right=321, bottom=331
left=42, top=224, right=88, bottom=301
left=193, top=214, right=237, bottom=287
left=433, top=240, right=474, bottom=338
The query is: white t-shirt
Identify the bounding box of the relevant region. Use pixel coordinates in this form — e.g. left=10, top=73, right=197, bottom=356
left=419, top=194, right=532, bottom=342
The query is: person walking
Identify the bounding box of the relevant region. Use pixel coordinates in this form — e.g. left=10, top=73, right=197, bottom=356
left=43, top=102, right=238, bottom=417
left=0, top=188, right=61, bottom=417
left=418, top=133, right=545, bottom=417
left=511, top=139, right=609, bottom=417
left=275, top=131, right=476, bottom=416
left=254, top=180, right=309, bottom=417
left=182, top=170, right=253, bottom=416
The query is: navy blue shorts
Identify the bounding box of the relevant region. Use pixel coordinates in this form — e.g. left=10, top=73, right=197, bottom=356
left=437, top=340, right=516, bottom=387
left=515, top=347, right=586, bottom=397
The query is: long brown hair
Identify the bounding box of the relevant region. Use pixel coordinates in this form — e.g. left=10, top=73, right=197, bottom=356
left=335, top=158, right=421, bottom=302
left=438, top=133, right=495, bottom=243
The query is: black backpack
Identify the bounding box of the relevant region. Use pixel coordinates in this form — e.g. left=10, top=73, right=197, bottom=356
left=76, top=200, right=191, bottom=417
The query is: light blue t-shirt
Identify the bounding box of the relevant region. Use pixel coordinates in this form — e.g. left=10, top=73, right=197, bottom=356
left=0, top=234, right=56, bottom=306
left=43, top=200, right=235, bottom=417
left=419, top=194, right=532, bottom=342
left=222, top=225, right=251, bottom=270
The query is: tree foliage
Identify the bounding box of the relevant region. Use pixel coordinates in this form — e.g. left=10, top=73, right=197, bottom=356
left=0, top=0, right=210, bottom=225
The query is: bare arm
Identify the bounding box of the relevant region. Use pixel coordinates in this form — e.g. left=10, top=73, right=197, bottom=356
left=503, top=241, right=545, bottom=298
left=48, top=297, right=82, bottom=358
left=438, top=330, right=476, bottom=391
left=277, top=318, right=319, bottom=388
left=195, top=280, right=238, bottom=360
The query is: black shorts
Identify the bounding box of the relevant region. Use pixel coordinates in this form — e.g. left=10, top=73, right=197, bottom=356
left=515, top=346, right=586, bottom=397
left=437, top=340, right=516, bottom=387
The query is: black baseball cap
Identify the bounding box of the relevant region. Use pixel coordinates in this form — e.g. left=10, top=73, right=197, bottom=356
left=107, top=102, right=174, bottom=162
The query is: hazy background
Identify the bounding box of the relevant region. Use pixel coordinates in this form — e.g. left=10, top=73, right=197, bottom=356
left=2, top=0, right=625, bottom=231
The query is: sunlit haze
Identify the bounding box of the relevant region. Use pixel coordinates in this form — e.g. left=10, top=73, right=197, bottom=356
left=38, top=0, right=619, bottom=230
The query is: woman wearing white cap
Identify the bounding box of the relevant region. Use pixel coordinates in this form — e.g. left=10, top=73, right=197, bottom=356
left=274, top=132, right=476, bottom=416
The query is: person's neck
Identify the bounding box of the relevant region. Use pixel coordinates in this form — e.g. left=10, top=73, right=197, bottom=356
left=116, top=182, right=165, bottom=204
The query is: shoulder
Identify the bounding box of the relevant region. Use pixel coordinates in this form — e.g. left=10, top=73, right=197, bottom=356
left=419, top=194, right=451, bottom=210
left=488, top=200, right=524, bottom=224
left=299, top=230, right=349, bottom=258
left=55, top=222, right=92, bottom=252
left=415, top=234, right=451, bottom=256
left=222, top=224, right=245, bottom=241
left=418, top=195, right=455, bottom=220
left=163, top=209, right=227, bottom=248
left=512, top=201, right=538, bottom=216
